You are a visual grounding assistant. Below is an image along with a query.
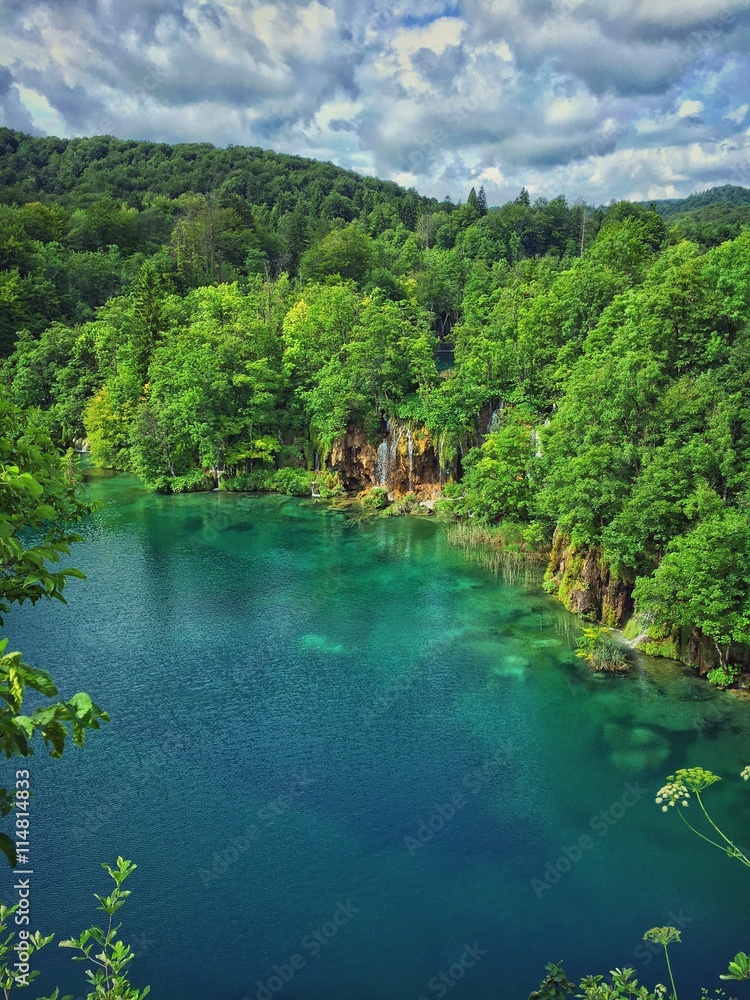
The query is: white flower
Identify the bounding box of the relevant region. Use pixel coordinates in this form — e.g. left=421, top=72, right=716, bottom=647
left=656, top=780, right=690, bottom=809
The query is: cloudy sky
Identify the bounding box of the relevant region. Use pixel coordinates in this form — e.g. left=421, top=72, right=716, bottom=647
left=1, top=0, right=749, bottom=205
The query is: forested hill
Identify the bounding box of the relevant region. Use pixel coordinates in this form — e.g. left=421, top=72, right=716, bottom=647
left=644, top=184, right=750, bottom=246
left=648, top=184, right=750, bottom=217
left=0, top=127, right=432, bottom=217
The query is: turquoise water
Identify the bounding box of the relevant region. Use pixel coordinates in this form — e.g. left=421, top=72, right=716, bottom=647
left=3, top=473, right=750, bottom=999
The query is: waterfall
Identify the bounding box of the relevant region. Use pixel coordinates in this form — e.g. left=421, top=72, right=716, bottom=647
left=314, top=450, right=320, bottom=472
left=406, top=428, right=414, bottom=493
left=486, top=403, right=504, bottom=435
left=375, top=419, right=404, bottom=491
left=375, top=438, right=389, bottom=486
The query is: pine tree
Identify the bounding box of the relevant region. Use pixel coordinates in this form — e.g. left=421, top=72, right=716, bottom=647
left=477, top=185, right=488, bottom=216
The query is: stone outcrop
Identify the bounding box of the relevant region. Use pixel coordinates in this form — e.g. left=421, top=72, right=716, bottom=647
left=544, top=530, right=634, bottom=627
left=329, top=419, right=443, bottom=498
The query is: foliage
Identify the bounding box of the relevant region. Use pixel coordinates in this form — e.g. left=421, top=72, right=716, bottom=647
left=0, top=390, right=107, bottom=865
left=359, top=487, right=390, bottom=510
left=527, top=961, right=574, bottom=1000
left=706, top=664, right=740, bottom=688
left=37, top=857, right=150, bottom=1000
left=720, top=951, right=750, bottom=982
left=575, top=626, right=629, bottom=673
left=0, top=899, right=54, bottom=997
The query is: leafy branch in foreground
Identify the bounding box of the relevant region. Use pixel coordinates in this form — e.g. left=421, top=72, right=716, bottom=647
left=37, top=858, right=150, bottom=1000
left=0, top=901, right=53, bottom=999
left=0, top=859, right=149, bottom=1000
left=0, top=390, right=108, bottom=865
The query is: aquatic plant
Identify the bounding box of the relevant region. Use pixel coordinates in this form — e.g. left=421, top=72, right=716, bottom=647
left=575, top=626, right=629, bottom=673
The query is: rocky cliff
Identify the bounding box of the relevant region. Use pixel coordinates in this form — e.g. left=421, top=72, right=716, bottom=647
left=545, top=530, right=750, bottom=683
left=544, top=531, right=634, bottom=627
left=329, top=419, right=443, bottom=498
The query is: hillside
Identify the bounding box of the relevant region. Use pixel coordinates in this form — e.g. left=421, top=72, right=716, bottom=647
left=648, top=184, right=750, bottom=217
left=0, top=127, right=433, bottom=219
left=642, top=184, right=750, bottom=245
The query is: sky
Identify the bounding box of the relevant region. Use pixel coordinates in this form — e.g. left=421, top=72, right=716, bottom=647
left=1, top=0, right=749, bottom=206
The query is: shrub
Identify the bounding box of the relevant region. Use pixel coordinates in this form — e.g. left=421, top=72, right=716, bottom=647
left=707, top=664, right=739, bottom=688
left=576, top=625, right=629, bottom=673
left=313, top=471, right=345, bottom=498
left=266, top=467, right=314, bottom=496
left=170, top=469, right=214, bottom=493
left=386, top=492, right=421, bottom=516
left=360, top=486, right=389, bottom=510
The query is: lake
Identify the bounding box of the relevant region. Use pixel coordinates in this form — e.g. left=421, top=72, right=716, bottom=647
left=4, top=472, right=750, bottom=999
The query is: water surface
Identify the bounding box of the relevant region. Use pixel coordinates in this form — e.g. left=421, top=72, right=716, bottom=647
left=5, top=473, right=750, bottom=999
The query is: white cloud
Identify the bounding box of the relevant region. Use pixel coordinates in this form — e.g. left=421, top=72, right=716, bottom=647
left=677, top=99, right=705, bottom=117
left=725, top=102, right=749, bottom=123
left=15, top=85, right=67, bottom=135
left=544, top=91, right=600, bottom=126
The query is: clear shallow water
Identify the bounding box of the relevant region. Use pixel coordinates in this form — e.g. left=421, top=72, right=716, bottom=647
left=4, top=473, right=750, bottom=1000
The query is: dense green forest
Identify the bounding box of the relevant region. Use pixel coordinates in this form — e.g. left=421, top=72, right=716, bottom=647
left=2, top=128, right=750, bottom=683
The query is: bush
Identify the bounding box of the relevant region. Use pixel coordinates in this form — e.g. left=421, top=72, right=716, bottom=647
left=312, top=470, right=345, bottom=498
left=576, top=625, right=629, bottom=673
left=220, top=469, right=270, bottom=492
left=266, top=467, right=314, bottom=496
left=386, top=492, right=421, bottom=516
left=360, top=486, right=389, bottom=510
left=170, top=469, right=215, bottom=493
left=707, top=664, right=739, bottom=688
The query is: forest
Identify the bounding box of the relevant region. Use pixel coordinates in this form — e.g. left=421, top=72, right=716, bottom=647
left=2, top=127, right=750, bottom=685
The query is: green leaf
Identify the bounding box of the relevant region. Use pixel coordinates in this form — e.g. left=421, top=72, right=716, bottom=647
left=0, top=832, right=17, bottom=868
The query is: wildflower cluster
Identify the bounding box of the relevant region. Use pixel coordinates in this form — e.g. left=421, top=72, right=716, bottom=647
left=643, top=927, right=682, bottom=947
left=679, top=767, right=721, bottom=791
left=655, top=779, right=690, bottom=811
left=741, top=765, right=750, bottom=781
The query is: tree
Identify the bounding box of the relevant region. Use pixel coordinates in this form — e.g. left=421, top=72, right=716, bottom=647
left=633, top=505, right=750, bottom=666
left=457, top=408, right=536, bottom=523
left=298, top=224, right=373, bottom=285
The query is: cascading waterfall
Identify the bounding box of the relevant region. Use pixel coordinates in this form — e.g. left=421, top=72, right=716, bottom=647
left=486, top=403, right=504, bottom=435
left=375, top=438, right=390, bottom=486
left=375, top=420, right=405, bottom=491
left=406, top=428, right=414, bottom=493
left=314, top=451, right=320, bottom=472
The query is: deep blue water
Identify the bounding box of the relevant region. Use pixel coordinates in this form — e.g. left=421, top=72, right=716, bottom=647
left=3, top=473, right=750, bottom=999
